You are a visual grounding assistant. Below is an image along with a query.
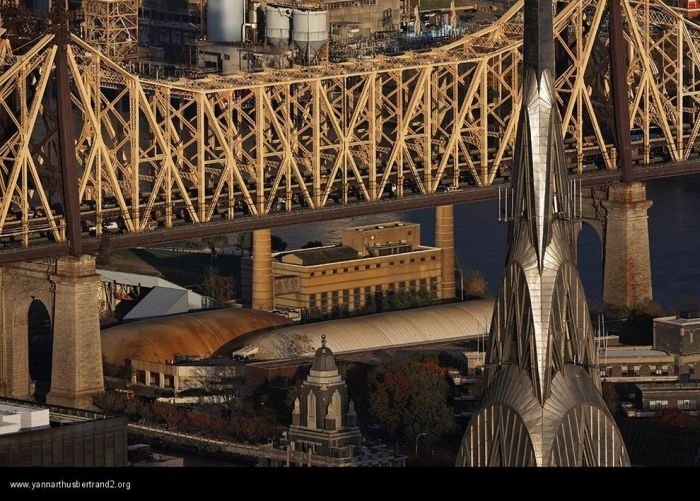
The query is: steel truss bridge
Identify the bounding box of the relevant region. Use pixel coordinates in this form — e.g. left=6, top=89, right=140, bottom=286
left=1, top=0, right=700, bottom=264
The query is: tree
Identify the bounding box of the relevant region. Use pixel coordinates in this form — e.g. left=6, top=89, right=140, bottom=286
left=236, top=232, right=252, bottom=253
left=651, top=408, right=700, bottom=429
left=197, top=366, right=245, bottom=419
left=620, top=299, right=665, bottom=345
left=367, top=356, right=455, bottom=446
left=461, top=269, right=489, bottom=299
left=93, top=391, right=128, bottom=415
left=202, top=266, right=235, bottom=305
left=271, top=235, right=288, bottom=252
left=387, top=290, right=435, bottom=311
left=301, top=240, right=323, bottom=249
left=200, top=235, right=228, bottom=251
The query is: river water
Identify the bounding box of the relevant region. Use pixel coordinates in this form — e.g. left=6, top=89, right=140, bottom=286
left=272, top=174, right=700, bottom=309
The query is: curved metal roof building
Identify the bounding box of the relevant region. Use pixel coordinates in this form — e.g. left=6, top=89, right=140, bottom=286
left=102, top=308, right=291, bottom=366
left=215, top=299, right=494, bottom=360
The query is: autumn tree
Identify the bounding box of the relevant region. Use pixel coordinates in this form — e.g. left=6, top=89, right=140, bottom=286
left=651, top=408, right=700, bottom=430
left=93, top=391, right=128, bottom=414
left=461, top=269, right=489, bottom=299
left=367, top=356, right=454, bottom=446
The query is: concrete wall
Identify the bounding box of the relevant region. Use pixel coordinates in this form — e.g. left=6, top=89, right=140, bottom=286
left=130, top=359, right=240, bottom=392
left=638, top=385, right=700, bottom=411
left=601, top=357, right=676, bottom=380
left=654, top=322, right=683, bottom=355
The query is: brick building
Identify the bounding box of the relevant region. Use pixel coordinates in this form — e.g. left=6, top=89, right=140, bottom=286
left=242, top=222, right=444, bottom=314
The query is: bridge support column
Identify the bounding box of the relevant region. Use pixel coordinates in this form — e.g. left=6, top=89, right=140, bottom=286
left=47, top=255, right=104, bottom=409
left=602, top=182, right=653, bottom=308
left=252, top=228, right=274, bottom=311
left=435, top=205, right=456, bottom=300
left=0, top=268, right=5, bottom=397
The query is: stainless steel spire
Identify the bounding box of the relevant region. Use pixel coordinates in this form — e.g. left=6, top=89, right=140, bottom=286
left=456, top=0, right=630, bottom=467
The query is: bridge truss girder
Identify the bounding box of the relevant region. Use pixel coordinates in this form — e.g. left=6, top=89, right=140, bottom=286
left=0, top=0, right=699, bottom=245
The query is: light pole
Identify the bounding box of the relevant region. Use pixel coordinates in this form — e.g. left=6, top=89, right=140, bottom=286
left=415, top=432, right=427, bottom=456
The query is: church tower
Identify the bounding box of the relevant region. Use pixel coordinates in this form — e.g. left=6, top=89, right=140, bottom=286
left=288, top=335, right=362, bottom=457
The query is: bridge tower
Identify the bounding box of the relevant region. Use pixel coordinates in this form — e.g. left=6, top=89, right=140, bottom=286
left=0, top=4, right=104, bottom=408
left=0, top=256, right=104, bottom=408
left=602, top=183, right=653, bottom=307
left=602, top=0, right=653, bottom=308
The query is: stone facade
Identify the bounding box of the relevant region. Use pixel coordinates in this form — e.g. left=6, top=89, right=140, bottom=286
left=0, top=256, right=104, bottom=409
left=48, top=256, right=105, bottom=409
left=602, top=182, right=653, bottom=307
left=0, top=261, right=57, bottom=399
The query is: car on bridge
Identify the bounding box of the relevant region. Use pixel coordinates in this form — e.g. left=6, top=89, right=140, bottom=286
left=87, top=221, right=120, bottom=235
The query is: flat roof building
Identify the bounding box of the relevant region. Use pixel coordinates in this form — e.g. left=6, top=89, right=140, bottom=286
left=654, top=311, right=700, bottom=356
left=242, top=222, right=444, bottom=314
left=0, top=399, right=127, bottom=466
left=622, top=382, right=700, bottom=417
left=598, top=346, right=677, bottom=383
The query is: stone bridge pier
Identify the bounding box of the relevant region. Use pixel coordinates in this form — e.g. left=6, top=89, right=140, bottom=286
left=0, top=255, right=104, bottom=409
left=581, top=181, right=653, bottom=308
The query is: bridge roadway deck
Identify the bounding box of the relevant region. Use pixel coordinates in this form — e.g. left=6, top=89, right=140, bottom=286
left=0, top=160, right=698, bottom=266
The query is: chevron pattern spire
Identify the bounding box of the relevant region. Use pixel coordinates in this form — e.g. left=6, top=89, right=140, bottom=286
left=456, top=0, right=630, bottom=467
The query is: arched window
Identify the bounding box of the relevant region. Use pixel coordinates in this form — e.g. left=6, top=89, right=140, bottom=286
left=331, top=390, right=342, bottom=426
left=307, top=391, right=317, bottom=429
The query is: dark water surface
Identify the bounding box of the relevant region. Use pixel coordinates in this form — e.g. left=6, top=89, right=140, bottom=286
left=273, top=175, right=700, bottom=309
